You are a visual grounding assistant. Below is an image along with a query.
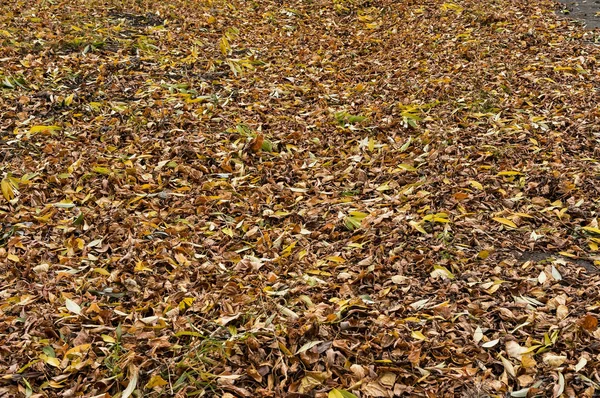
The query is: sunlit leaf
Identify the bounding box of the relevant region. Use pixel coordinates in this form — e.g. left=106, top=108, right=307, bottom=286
left=329, top=389, right=359, bottom=398
left=64, top=298, right=82, bottom=315
left=492, top=217, right=517, bottom=228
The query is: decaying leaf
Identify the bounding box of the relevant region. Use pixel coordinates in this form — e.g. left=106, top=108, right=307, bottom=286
left=579, top=314, right=598, bottom=331
left=2, top=0, right=600, bottom=396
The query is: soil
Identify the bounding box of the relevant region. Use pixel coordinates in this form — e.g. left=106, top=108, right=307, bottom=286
left=557, top=0, right=600, bottom=29
left=517, top=250, right=600, bottom=273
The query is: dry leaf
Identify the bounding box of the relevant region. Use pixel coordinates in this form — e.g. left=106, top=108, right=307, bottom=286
left=248, top=133, right=264, bottom=153
left=579, top=314, right=598, bottom=331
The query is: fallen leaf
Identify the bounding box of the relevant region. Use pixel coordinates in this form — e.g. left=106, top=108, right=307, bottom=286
left=65, top=298, right=82, bottom=315
left=492, top=217, right=517, bottom=228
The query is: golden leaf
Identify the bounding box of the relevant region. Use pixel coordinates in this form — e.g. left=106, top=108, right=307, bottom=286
left=492, top=217, right=517, bottom=228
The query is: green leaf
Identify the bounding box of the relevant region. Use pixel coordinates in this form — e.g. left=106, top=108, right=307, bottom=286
left=399, top=136, right=412, bottom=152
left=344, top=211, right=368, bottom=231
left=261, top=139, right=274, bottom=152
left=42, top=346, right=56, bottom=358
left=73, top=213, right=84, bottom=226
left=2, top=77, right=14, bottom=88
left=397, top=163, right=417, bottom=172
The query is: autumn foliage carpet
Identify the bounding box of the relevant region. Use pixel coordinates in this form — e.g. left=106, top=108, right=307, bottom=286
left=1, top=0, right=600, bottom=396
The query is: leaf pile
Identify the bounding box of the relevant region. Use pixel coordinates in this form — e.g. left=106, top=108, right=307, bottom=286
left=1, top=0, right=600, bottom=396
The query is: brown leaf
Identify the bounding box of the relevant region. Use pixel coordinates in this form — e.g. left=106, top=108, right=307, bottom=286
left=248, top=133, right=264, bottom=153
left=579, top=314, right=598, bottom=332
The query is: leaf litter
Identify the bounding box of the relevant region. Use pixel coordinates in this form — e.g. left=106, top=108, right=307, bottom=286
left=1, top=0, right=600, bottom=396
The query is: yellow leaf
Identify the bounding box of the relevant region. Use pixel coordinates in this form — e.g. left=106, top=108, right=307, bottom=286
left=441, top=2, right=463, bottom=12
left=219, top=36, right=230, bottom=55
left=469, top=180, right=483, bottom=190
left=376, top=182, right=391, bottom=191
left=430, top=264, right=455, bottom=280
left=29, top=125, right=61, bottom=133
left=281, top=241, right=297, bottom=257
left=134, top=261, right=152, bottom=273
left=92, top=268, right=111, bottom=276
left=397, top=164, right=417, bottom=172
left=1, top=178, right=15, bottom=201
left=65, top=344, right=91, bottom=358
left=145, top=374, right=168, bottom=389
left=178, top=297, right=194, bottom=311
left=326, top=256, right=346, bottom=264
left=558, top=251, right=576, bottom=258
left=582, top=226, right=600, bottom=235
left=92, top=166, right=111, bottom=175
left=64, top=93, right=75, bottom=106
left=101, top=334, right=116, bottom=343
left=40, top=354, right=61, bottom=368
left=329, top=389, right=359, bottom=398
left=411, top=330, right=428, bottom=341
left=349, top=211, right=368, bottom=219
left=492, top=217, right=517, bottom=228
left=7, top=253, right=19, bottom=262
left=409, top=221, right=427, bottom=234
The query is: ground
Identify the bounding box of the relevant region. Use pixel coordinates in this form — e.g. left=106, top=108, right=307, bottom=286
left=1, top=0, right=600, bottom=397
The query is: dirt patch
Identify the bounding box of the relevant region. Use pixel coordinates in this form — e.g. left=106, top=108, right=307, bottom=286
left=517, top=250, right=600, bottom=273
left=557, top=0, right=600, bottom=29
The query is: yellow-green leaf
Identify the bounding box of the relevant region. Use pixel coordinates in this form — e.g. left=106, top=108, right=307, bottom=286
left=397, top=164, right=417, bottom=172
left=92, top=166, right=111, bottom=175
left=409, top=220, right=427, bottom=234
left=64, top=93, right=75, bottom=106
left=101, top=334, right=116, bottom=343
left=145, top=374, right=168, bottom=389
left=329, top=389, right=359, bottom=398
left=39, top=354, right=61, bottom=368
left=430, top=264, right=455, bottom=280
